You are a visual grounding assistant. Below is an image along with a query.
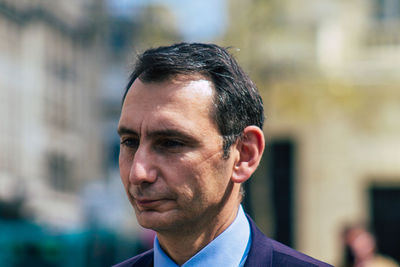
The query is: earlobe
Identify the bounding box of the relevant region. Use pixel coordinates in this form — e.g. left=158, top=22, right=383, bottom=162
left=231, top=126, right=265, bottom=184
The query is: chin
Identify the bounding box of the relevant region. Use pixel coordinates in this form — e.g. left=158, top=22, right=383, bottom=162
left=136, top=211, right=183, bottom=233
left=136, top=210, right=169, bottom=228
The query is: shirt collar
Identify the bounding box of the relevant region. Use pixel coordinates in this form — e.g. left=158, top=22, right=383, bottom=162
left=154, top=205, right=251, bottom=267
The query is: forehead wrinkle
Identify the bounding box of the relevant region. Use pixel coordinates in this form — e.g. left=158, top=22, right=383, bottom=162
left=118, top=109, right=145, bottom=138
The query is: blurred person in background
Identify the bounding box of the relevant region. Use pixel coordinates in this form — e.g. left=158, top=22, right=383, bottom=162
left=342, top=224, right=399, bottom=267
left=114, top=43, right=332, bottom=266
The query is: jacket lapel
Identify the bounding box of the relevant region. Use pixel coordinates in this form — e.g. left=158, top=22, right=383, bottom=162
left=243, top=215, right=273, bottom=267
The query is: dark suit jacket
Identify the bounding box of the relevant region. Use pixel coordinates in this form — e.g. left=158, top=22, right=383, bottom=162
left=112, top=215, right=333, bottom=267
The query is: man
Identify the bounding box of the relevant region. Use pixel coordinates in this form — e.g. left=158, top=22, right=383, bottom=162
left=114, top=43, right=332, bottom=267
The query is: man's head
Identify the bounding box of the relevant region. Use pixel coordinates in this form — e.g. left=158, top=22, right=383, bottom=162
left=118, top=43, right=265, bottom=235
left=122, top=43, right=264, bottom=158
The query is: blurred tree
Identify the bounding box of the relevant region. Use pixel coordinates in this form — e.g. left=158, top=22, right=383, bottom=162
left=222, top=0, right=292, bottom=85
left=132, top=4, right=182, bottom=51
left=0, top=199, right=26, bottom=220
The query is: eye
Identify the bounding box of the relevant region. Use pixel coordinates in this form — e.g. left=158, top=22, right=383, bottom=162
left=157, top=139, right=185, bottom=150
left=120, top=137, right=139, bottom=149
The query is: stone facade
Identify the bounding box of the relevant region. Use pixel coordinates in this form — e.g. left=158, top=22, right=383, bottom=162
left=225, top=0, right=400, bottom=264
left=0, top=0, right=102, bottom=229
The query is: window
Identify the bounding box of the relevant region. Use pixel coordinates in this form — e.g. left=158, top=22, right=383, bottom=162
left=47, top=152, right=70, bottom=191
left=268, top=140, right=296, bottom=247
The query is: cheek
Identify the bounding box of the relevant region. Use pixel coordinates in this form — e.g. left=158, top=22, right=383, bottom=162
left=163, top=161, right=202, bottom=200
left=173, top=159, right=226, bottom=203
left=175, top=184, right=197, bottom=204
left=196, top=157, right=233, bottom=199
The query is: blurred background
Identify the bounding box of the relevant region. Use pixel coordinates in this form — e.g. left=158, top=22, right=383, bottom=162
left=1, top=0, right=400, bottom=266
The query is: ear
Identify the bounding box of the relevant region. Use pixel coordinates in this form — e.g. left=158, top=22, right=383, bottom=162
left=231, top=126, right=265, bottom=184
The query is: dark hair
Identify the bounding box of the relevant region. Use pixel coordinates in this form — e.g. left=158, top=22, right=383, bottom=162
left=123, top=42, right=264, bottom=158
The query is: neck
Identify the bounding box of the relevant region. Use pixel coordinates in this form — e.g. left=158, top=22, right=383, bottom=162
left=157, top=196, right=241, bottom=265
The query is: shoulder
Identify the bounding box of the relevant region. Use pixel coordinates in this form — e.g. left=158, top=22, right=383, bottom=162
left=245, top=215, right=333, bottom=267
left=112, top=249, right=154, bottom=267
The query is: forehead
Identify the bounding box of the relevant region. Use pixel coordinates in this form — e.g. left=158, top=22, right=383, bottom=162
left=124, top=76, right=215, bottom=111
left=119, top=77, right=217, bottom=135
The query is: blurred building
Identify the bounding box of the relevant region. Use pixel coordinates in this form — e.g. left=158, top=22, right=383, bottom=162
left=224, top=0, right=400, bottom=265
left=0, top=0, right=102, bottom=230
left=0, top=1, right=180, bottom=266
left=97, top=0, right=182, bottom=230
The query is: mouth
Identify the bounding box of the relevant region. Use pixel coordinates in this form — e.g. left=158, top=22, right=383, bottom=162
left=134, top=198, right=169, bottom=210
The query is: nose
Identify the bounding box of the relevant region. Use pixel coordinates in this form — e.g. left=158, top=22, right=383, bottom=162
left=129, top=145, right=157, bottom=185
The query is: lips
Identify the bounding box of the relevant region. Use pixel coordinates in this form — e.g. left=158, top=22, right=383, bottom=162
left=134, top=197, right=168, bottom=210
left=128, top=186, right=173, bottom=210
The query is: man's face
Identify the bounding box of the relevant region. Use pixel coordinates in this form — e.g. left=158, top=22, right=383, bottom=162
left=118, top=77, right=236, bottom=233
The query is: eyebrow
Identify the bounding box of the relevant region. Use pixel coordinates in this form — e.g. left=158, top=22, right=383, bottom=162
left=117, top=126, right=138, bottom=137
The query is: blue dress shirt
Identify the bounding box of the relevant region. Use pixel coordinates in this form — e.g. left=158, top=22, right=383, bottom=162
left=154, top=205, right=251, bottom=267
